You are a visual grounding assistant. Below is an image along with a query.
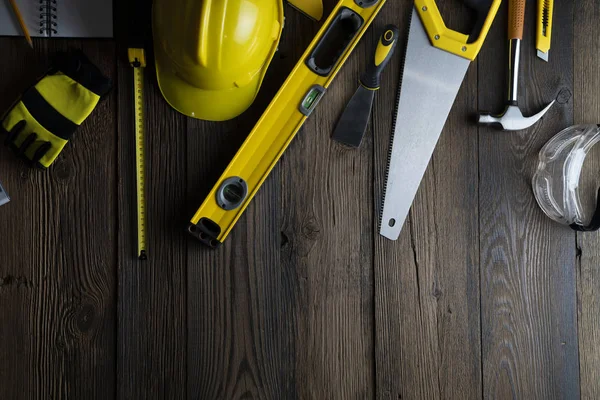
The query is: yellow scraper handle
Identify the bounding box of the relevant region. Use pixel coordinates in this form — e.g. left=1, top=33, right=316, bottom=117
left=414, top=0, right=501, bottom=61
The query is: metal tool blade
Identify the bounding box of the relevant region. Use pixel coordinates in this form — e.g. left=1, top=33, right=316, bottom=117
left=379, top=8, right=471, bottom=241
left=0, top=182, right=9, bottom=206
left=537, top=49, right=549, bottom=62
left=332, top=85, right=375, bottom=148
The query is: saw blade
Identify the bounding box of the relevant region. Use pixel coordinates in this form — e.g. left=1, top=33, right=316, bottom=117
left=379, top=8, right=471, bottom=241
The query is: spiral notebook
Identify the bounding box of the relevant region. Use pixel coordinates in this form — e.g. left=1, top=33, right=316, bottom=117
left=0, top=0, right=113, bottom=38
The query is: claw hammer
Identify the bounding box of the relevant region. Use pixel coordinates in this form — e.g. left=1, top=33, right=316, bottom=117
left=478, top=0, right=555, bottom=131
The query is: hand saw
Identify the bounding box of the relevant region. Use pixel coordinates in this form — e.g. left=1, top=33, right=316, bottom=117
left=379, top=0, right=500, bottom=241
left=189, top=0, right=388, bottom=247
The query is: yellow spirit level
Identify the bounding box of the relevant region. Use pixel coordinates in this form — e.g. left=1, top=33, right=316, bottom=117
left=188, top=0, right=387, bottom=247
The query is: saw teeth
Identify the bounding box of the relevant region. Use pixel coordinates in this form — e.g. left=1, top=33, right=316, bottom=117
left=379, top=8, right=412, bottom=231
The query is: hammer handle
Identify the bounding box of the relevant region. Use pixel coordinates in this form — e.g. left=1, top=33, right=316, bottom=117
left=508, top=0, right=526, bottom=40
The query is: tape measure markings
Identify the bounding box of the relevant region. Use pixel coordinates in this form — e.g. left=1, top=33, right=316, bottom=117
left=134, top=66, right=147, bottom=260
left=129, top=48, right=148, bottom=260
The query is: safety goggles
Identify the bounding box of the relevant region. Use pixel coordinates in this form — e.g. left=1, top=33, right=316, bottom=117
left=533, top=125, right=600, bottom=231
left=0, top=181, right=9, bottom=206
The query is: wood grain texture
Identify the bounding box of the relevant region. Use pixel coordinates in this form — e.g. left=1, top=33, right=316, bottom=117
left=374, top=3, right=482, bottom=400
left=184, top=5, right=300, bottom=399
left=115, top=1, right=186, bottom=397
left=1, top=2, right=599, bottom=399
left=186, top=0, right=377, bottom=397
left=279, top=1, right=375, bottom=397
left=574, top=0, right=600, bottom=398
left=478, top=1, right=579, bottom=399
left=0, top=39, right=117, bottom=399
left=116, top=53, right=188, bottom=400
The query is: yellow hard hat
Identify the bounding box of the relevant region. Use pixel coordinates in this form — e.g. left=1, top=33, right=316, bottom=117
left=153, top=0, right=284, bottom=121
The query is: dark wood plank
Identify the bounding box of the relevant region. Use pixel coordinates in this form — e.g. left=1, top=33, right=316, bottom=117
left=186, top=0, right=377, bottom=397
left=184, top=5, right=302, bottom=399
left=478, top=1, right=579, bottom=398
left=186, top=118, right=285, bottom=399
left=574, top=0, right=600, bottom=398
left=0, top=39, right=117, bottom=399
left=278, top=2, right=376, bottom=398
left=115, top=0, right=187, bottom=396
left=116, top=54, right=188, bottom=399
left=374, top=3, right=482, bottom=400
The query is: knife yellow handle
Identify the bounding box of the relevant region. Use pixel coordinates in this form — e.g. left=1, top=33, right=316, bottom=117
left=288, top=0, right=323, bottom=21
left=536, top=0, right=553, bottom=54
left=414, top=0, right=501, bottom=61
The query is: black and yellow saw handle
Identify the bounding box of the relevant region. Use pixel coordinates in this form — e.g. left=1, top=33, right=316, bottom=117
left=360, top=24, right=399, bottom=90
left=415, top=0, right=501, bottom=61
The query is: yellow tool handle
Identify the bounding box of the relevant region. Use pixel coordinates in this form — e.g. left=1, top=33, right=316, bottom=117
left=536, top=0, right=553, bottom=53
left=361, top=25, right=399, bottom=90
left=509, top=0, right=526, bottom=40
left=415, top=0, right=501, bottom=61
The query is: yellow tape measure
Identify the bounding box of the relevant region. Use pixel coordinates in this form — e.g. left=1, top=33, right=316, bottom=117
left=129, top=49, right=148, bottom=260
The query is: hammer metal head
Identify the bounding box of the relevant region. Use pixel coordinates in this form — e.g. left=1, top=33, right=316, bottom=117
left=478, top=101, right=556, bottom=131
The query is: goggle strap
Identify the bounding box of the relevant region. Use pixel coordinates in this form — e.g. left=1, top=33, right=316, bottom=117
left=570, top=187, right=600, bottom=232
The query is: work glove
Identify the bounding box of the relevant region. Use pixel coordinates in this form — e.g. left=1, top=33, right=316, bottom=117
left=1, top=50, right=112, bottom=168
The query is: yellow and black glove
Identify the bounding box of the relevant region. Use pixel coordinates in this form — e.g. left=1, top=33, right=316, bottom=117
left=1, top=50, right=112, bottom=168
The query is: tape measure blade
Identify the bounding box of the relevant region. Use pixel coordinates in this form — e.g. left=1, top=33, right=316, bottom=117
left=133, top=67, right=148, bottom=260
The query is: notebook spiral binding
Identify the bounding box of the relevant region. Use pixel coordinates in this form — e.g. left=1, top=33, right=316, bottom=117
left=39, top=0, right=58, bottom=36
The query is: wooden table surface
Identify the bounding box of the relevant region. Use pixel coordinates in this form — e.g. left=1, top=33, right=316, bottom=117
left=1, top=0, right=599, bottom=399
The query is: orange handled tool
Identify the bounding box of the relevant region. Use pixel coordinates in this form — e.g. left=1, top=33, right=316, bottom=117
left=478, top=0, right=555, bottom=130
left=508, top=0, right=526, bottom=40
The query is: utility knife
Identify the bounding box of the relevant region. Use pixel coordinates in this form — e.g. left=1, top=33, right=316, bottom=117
left=536, top=0, right=553, bottom=61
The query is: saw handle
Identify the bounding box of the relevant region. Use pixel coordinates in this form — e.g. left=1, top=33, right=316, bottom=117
left=415, top=0, right=501, bottom=60
left=508, top=0, right=526, bottom=40
left=360, top=25, right=399, bottom=90
left=463, top=0, right=497, bottom=43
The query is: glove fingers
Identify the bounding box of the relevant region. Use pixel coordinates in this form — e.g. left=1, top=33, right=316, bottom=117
left=2, top=113, right=56, bottom=167
left=3, top=120, right=26, bottom=147
left=32, top=142, right=52, bottom=165
left=1, top=50, right=111, bottom=168
left=17, top=132, right=38, bottom=157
